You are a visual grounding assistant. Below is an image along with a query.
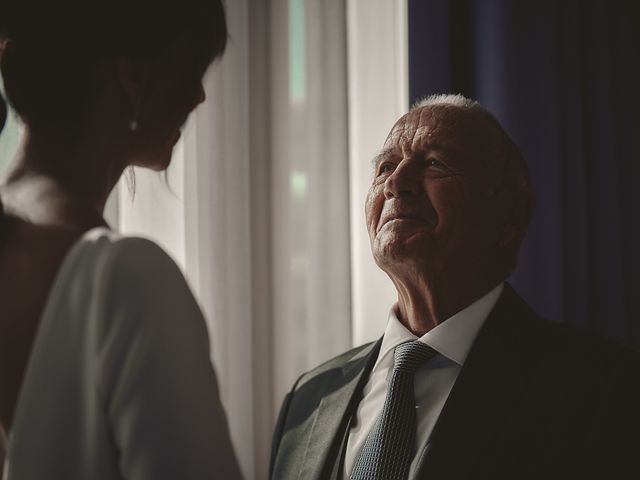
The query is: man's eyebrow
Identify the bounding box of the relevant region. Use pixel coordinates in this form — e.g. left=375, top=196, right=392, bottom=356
left=422, top=143, right=448, bottom=153
left=371, top=143, right=454, bottom=167
left=371, top=148, right=396, bottom=167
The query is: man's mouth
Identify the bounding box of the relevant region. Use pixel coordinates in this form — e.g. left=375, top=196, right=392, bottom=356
left=378, top=215, right=433, bottom=232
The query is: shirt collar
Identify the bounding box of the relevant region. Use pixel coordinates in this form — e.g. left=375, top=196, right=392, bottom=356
left=375, top=283, right=504, bottom=369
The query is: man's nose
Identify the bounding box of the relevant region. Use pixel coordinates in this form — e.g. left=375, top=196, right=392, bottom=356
left=383, top=160, right=418, bottom=199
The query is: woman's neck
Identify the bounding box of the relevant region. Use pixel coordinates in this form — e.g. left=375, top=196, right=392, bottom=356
left=1, top=131, right=124, bottom=230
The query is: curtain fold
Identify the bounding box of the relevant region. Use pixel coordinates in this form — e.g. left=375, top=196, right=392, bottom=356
left=270, top=0, right=352, bottom=412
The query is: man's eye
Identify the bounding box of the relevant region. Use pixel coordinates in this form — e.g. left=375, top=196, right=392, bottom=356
left=378, top=163, right=395, bottom=174
left=427, top=159, right=445, bottom=168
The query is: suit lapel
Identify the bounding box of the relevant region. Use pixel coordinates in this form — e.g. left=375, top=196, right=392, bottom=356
left=298, top=339, right=382, bottom=480
left=415, top=285, right=540, bottom=478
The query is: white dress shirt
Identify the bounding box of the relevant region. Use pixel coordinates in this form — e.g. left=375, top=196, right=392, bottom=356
left=343, top=283, right=504, bottom=479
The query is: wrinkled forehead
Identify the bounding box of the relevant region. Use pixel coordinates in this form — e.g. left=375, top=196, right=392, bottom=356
left=383, top=105, right=496, bottom=157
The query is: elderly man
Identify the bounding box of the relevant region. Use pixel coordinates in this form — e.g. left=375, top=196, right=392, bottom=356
left=270, top=95, right=639, bottom=479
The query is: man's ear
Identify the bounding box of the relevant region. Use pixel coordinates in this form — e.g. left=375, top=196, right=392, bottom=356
left=497, top=187, right=535, bottom=249
left=116, top=59, right=148, bottom=127
left=498, top=223, right=521, bottom=249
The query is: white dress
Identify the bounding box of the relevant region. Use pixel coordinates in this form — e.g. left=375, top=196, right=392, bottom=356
left=4, top=228, right=242, bottom=479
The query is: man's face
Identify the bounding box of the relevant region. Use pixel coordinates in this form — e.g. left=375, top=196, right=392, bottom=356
left=365, top=105, right=506, bottom=281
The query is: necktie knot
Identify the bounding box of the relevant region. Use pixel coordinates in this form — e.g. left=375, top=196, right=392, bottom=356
left=393, top=340, right=437, bottom=374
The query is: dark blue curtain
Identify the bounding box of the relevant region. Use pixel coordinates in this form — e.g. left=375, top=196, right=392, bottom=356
left=408, top=0, right=640, bottom=348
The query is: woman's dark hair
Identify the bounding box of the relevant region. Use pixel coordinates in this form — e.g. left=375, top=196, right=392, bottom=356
left=0, top=0, right=227, bottom=136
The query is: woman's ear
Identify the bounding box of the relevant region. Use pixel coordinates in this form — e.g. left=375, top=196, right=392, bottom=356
left=116, top=59, right=147, bottom=131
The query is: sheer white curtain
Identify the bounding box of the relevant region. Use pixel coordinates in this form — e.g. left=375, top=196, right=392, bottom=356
left=270, top=0, right=352, bottom=413
left=347, top=0, right=408, bottom=345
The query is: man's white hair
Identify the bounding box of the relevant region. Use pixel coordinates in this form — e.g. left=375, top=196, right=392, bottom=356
left=411, top=93, right=481, bottom=110
left=411, top=93, right=506, bottom=137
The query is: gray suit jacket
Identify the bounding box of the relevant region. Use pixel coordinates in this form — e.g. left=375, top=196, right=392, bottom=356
left=271, top=284, right=640, bottom=479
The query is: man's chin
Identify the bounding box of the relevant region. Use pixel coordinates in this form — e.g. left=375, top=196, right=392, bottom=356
left=373, top=238, right=432, bottom=269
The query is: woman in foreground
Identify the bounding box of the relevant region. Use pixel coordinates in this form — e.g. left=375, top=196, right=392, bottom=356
left=0, top=1, right=242, bottom=478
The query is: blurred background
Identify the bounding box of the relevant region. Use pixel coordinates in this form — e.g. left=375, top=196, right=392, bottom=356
left=1, top=1, right=638, bottom=478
